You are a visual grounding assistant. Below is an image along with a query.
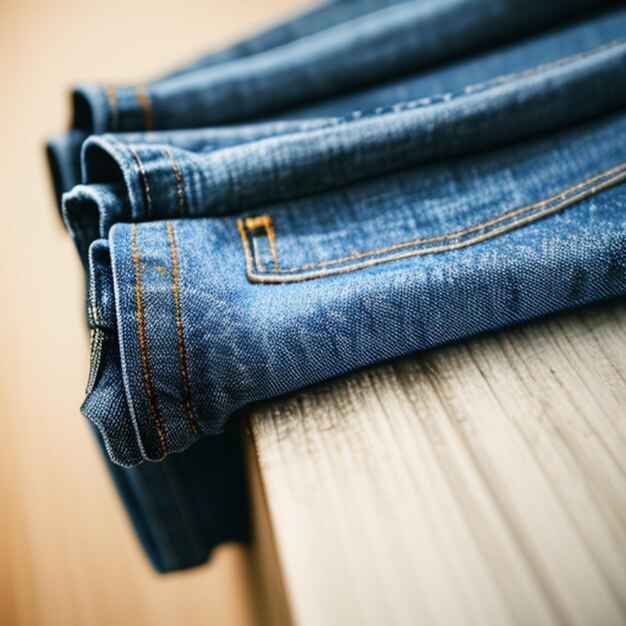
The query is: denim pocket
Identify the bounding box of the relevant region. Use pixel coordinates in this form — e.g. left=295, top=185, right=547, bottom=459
left=237, top=114, right=626, bottom=283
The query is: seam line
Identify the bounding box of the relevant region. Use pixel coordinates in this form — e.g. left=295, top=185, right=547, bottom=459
left=166, top=222, right=199, bottom=436
left=341, top=38, right=626, bottom=125
left=131, top=224, right=168, bottom=454
left=104, top=85, right=118, bottom=132
left=130, top=148, right=153, bottom=219
left=244, top=215, right=279, bottom=270
left=163, top=148, right=186, bottom=217
left=248, top=163, right=626, bottom=273
left=238, top=163, right=626, bottom=283
left=134, top=86, right=153, bottom=131
left=462, top=39, right=625, bottom=95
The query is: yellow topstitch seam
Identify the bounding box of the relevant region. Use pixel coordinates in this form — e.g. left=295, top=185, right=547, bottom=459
left=163, top=148, right=186, bottom=217
left=129, top=148, right=153, bottom=219
left=237, top=163, right=626, bottom=284
left=234, top=39, right=626, bottom=277
left=166, top=222, right=199, bottom=436
left=104, top=85, right=118, bottom=132
left=131, top=224, right=168, bottom=454
left=248, top=163, right=626, bottom=274
left=134, top=86, right=153, bottom=131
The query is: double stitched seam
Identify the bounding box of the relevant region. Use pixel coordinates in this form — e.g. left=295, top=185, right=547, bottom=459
left=104, top=85, right=118, bottom=132
left=237, top=163, right=626, bottom=283
left=234, top=40, right=626, bottom=280
left=262, top=163, right=626, bottom=273
left=327, top=39, right=626, bottom=128
left=131, top=224, right=168, bottom=454
left=129, top=148, right=153, bottom=219
left=163, top=148, right=186, bottom=217
left=134, top=86, right=154, bottom=131
left=166, top=222, right=199, bottom=436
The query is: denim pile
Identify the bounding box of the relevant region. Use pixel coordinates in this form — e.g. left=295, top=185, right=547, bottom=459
left=47, top=0, right=626, bottom=571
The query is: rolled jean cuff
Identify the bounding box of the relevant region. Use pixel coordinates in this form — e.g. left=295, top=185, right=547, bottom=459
left=62, top=33, right=626, bottom=274
left=82, top=111, right=626, bottom=466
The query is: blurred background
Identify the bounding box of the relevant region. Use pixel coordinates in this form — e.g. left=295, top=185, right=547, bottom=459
left=0, top=0, right=308, bottom=623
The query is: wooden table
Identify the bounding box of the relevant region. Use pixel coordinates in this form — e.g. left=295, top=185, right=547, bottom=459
left=246, top=300, right=626, bottom=625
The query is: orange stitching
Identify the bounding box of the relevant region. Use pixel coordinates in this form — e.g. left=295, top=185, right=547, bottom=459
left=134, top=86, right=153, bottom=131
left=251, top=237, right=265, bottom=274
left=238, top=163, right=626, bottom=284
left=129, top=148, right=153, bottom=218
left=245, top=216, right=269, bottom=231
left=244, top=215, right=279, bottom=270
left=131, top=225, right=168, bottom=453
left=163, top=148, right=186, bottom=217
left=104, top=85, right=118, bottom=132
left=265, top=219, right=279, bottom=271
left=238, top=218, right=255, bottom=276
left=251, top=163, right=626, bottom=274
left=166, top=222, right=199, bottom=436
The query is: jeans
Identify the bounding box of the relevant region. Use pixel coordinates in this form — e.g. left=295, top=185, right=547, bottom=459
left=48, top=0, right=626, bottom=569
left=46, top=0, right=616, bottom=204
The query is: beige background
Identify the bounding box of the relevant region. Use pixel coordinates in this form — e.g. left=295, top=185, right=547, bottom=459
left=0, top=0, right=307, bottom=624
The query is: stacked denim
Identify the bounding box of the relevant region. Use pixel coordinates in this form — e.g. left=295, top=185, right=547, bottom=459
left=48, top=0, right=626, bottom=571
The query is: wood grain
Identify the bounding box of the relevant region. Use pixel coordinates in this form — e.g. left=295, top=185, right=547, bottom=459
left=248, top=300, right=626, bottom=626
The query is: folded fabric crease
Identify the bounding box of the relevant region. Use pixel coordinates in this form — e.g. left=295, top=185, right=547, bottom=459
left=47, top=0, right=626, bottom=572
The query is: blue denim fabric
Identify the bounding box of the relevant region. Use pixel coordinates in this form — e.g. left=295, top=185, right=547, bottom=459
left=46, top=0, right=403, bottom=204
left=81, top=110, right=626, bottom=465
left=64, top=7, right=626, bottom=257
left=159, top=0, right=411, bottom=80
left=93, top=422, right=248, bottom=571
left=289, top=5, right=626, bottom=118
left=48, top=1, right=626, bottom=570
left=48, top=0, right=407, bottom=573
left=46, top=0, right=614, bottom=206
left=72, top=0, right=614, bottom=133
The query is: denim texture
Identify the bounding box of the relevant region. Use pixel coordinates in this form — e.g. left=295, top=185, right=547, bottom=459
left=81, top=111, right=626, bottom=465
left=71, top=0, right=615, bottom=132
left=46, top=0, right=616, bottom=205
left=93, top=422, right=248, bottom=572
left=48, top=1, right=626, bottom=570
left=46, top=0, right=403, bottom=203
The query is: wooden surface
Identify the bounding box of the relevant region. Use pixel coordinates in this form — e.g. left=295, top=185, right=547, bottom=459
left=0, top=0, right=308, bottom=624
left=248, top=300, right=626, bottom=626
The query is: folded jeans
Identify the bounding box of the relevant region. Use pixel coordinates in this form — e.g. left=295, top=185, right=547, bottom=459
left=81, top=110, right=626, bottom=465
left=48, top=0, right=626, bottom=570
